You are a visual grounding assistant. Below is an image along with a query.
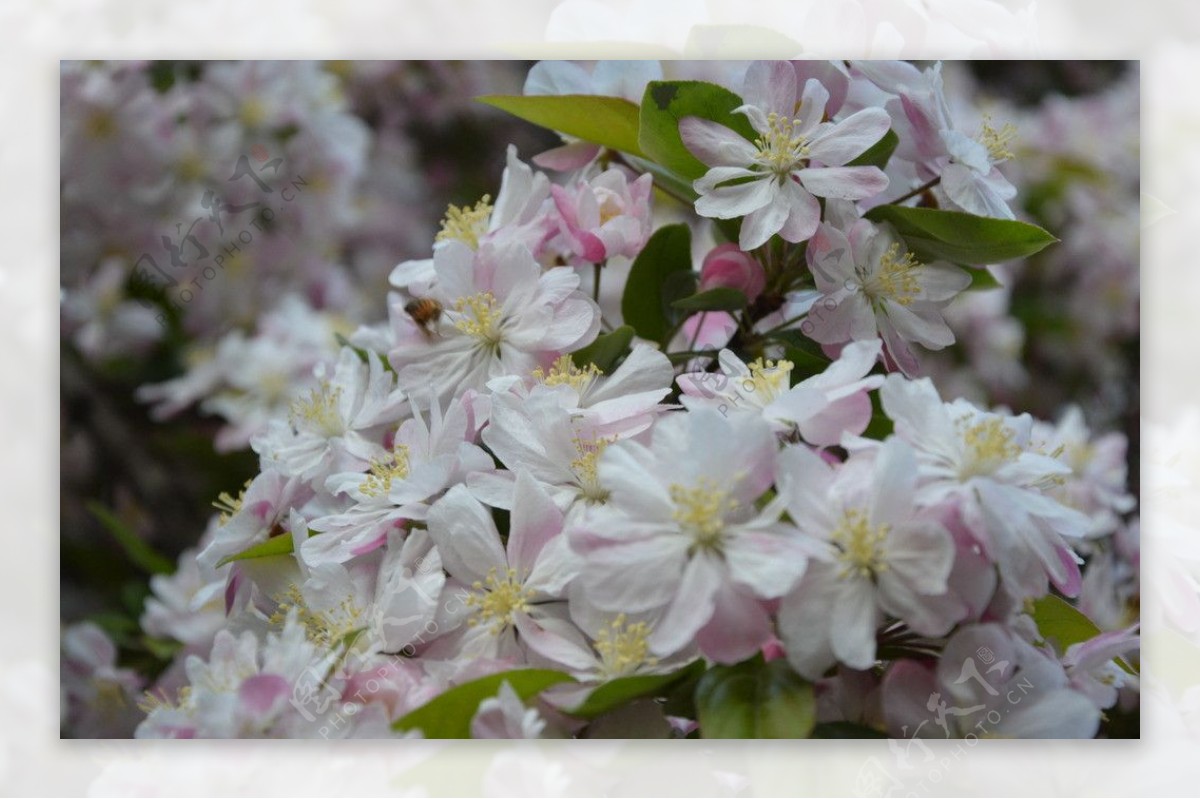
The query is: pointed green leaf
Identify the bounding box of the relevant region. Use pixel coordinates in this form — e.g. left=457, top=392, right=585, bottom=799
left=1030, top=595, right=1138, bottom=676
left=621, top=223, right=695, bottom=344
left=478, top=94, right=644, bottom=157
left=571, top=325, right=636, bottom=373
left=217, top=531, right=312, bottom=568
left=567, top=660, right=706, bottom=719
left=864, top=205, right=1058, bottom=265
left=671, top=287, right=748, bottom=312
left=638, top=80, right=756, bottom=181
left=695, top=658, right=816, bottom=738
left=393, top=668, right=575, bottom=738
left=966, top=266, right=1004, bottom=290
left=847, top=128, right=899, bottom=169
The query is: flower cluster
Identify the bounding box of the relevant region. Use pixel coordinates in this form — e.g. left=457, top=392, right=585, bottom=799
left=62, top=60, right=1138, bottom=740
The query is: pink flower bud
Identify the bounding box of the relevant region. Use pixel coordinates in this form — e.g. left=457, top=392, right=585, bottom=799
left=699, top=243, right=766, bottom=301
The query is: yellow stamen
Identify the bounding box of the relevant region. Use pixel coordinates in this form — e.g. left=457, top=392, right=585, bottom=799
left=532, top=355, right=602, bottom=393
left=869, top=242, right=922, bottom=306
left=360, top=444, right=411, bottom=498
left=465, top=567, right=535, bottom=635
left=594, top=614, right=658, bottom=678
left=571, top=436, right=613, bottom=503
left=831, top=508, right=889, bottom=580
left=958, top=416, right=1021, bottom=478
left=269, top=584, right=364, bottom=650
left=978, top=114, right=1017, bottom=162
left=670, top=477, right=739, bottom=554
left=288, top=382, right=343, bottom=436
left=740, top=357, right=793, bottom=401
left=435, top=195, right=493, bottom=249
left=753, top=111, right=811, bottom=177
left=452, top=292, right=503, bottom=346
left=212, top=479, right=253, bottom=525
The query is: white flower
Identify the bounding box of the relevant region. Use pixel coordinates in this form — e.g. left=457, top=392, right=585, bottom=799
left=804, top=219, right=970, bottom=376
left=872, top=375, right=1090, bottom=599
left=680, top=60, right=890, bottom=250
left=252, top=347, right=408, bottom=482
left=470, top=681, right=547, bottom=739
left=388, top=240, right=601, bottom=407
left=677, top=339, right=884, bottom=446
left=775, top=440, right=963, bottom=679
left=570, top=409, right=816, bottom=663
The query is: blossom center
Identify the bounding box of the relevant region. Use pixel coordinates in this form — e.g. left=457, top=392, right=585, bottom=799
left=532, top=355, right=602, bottom=393
left=452, top=291, right=503, bottom=346
left=741, top=357, right=793, bottom=403
left=466, top=567, right=534, bottom=635
left=289, top=382, right=344, bottom=437
left=831, top=508, right=889, bottom=580
left=863, top=242, right=921, bottom=306
left=753, top=112, right=811, bottom=177
left=977, top=114, right=1017, bottom=162
left=212, top=479, right=252, bottom=525
left=360, top=444, right=411, bottom=498
left=670, top=477, right=739, bottom=553
left=958, top=416, right=1020, bottom=478
left=571, top=436, right=612, bottom=503
left=435, top=195, right=493, bottom=249
left=270, top=584, right=365, bottom=650
left=594, top=614, right=658, bottom=678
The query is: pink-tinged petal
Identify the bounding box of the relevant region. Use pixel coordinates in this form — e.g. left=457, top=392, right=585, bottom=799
left=679, top=117, right=758, bottom=167
left=797, top=390, right=873, bottom=447
left=427, top=485, right=507, bottom=584
left=550, top=184, right=581, bottom=232
left=899, top=92, right=945, bottom=163
left=880, top=658, right=940, bottom=738
left=694, top=175, right=776, bottom=219
left=777, top=568, right=838, bottom=679
left=725, top=530, right=809, bottom=598
left=878, top=316, right=923, bottom=377
left=533, top=141, right=601, bottom=171
left=916, top=262, right=972, bottom=301
left=806, top=222, right=855, bottom=291
left=648, top=553, right=724, bottom=656
left=738, top=194, right=790, bottom=250
left=507, top=470, right=565, bottom=576
left=694, top=583, right=773, bottom=664
left=804, top=290, right=876, bottom=345
left=798, top=166, right=889, bottom=200
left=513, top=613, right=596, bottom=672
left=741, top=60, right=798, bottom=117
left=807, top=108, right=892, bottom=166
left=238, top=674, right=291, bottom=716
left=829, top=580, right=879, bottom=669
left=881, top=300, right=956, bottom=349
left=1050, top=545, right=1083, bottom=598
left=796, top=78, right=830, bottom=135
left=775, top=444, right=837, bottom=531
left=793, top=61, right=848, bottom=115
left=867, top=438, right=918, bottom=525
left=776, top=179, right=822, bottom=244
left=942, top=163, right=1016, bottom=219
left=581, top=534, right=690, bottom=613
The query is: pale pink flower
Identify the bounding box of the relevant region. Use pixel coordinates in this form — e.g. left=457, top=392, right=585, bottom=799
left=550, top=169, right=653, bottom=264
left=698, top=243, right=766, bottom=301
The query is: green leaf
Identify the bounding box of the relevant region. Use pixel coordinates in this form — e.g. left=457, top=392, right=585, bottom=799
left=216, top=531, right=310, bottom=568
left=478, top=94, right=644, bottom=158
left=864, top=205, right=1058, bottom=265
left=567, top=661, right=706, bottom=719
left=638, top=80, right=757, bottom=181
left=87, top=501, right=174, bottom=575
left=1030, top=595, right=1138, bottom=676
left=861, top=390, right=894, bottom=440
left=393, top=669, right=575, bottom=738
left=695, top=658, right=816, bottom=738
left=671, top=287, right=748, bottom=312
left=812, top=721, right=888, bottom=738
left=571, top=325, right=636, bottom=373
left=847, top=129, right=899, bottom=169
left=621, top=224, right=694, bottom=344
left=966, top=266, right=1004, bottom=290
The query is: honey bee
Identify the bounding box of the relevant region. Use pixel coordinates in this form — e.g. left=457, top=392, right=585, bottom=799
left=404, top=297, right=443, bottom=337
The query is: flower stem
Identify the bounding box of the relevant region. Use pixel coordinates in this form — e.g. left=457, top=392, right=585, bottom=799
left=889, top=176, right=941, bottom=206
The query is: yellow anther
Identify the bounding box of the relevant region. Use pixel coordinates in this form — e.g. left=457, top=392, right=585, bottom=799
left=831, top=508, right=889, bottom=580
left=531, top=355, right=602, bottom=393
left=464, top=567, right=535, bottom=635
left=753, top=111, right=811, bottom=177
left=869, top=242, right=922, bottom=306
left=360, top=444, right=411, bottom=498
left=670, top=477, right=739, bottom=553
left=452, top=292, right=503, bottom=345
left=978, top=114, right=1017, bottom=162
left=594, top=614, right=658, bottom=678
left=740, top=357, right=793, bottom=401
left=435, top=195, right=493, bottom=249
left=957, top=416, right=1021, bottom=478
